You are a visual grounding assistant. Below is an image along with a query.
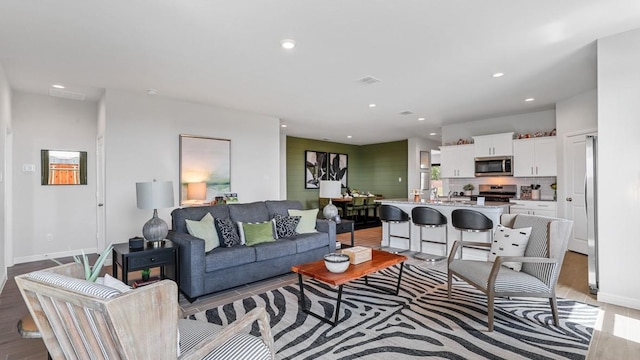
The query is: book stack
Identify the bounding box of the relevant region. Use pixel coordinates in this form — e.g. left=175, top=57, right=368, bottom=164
left=132, top=276, right=161, bottom=288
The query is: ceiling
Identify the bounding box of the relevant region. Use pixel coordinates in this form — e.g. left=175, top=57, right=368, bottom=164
left=1, top=1, right=639, bottom=145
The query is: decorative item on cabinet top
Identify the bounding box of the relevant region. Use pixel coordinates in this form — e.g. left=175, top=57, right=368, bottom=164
left=516, top=129, right=556, bottom=139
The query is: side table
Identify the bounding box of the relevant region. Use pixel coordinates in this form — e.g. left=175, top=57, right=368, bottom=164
left=335, top=219, right=355, bottom=247
left=112, top=240, right=179, bottom=287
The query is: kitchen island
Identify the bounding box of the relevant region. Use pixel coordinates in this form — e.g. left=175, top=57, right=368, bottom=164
left=377, top=198, right=510, bottom=261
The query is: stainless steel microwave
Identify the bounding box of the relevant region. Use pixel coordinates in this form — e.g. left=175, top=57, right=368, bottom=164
left=474, top=156, right=513, bottom=176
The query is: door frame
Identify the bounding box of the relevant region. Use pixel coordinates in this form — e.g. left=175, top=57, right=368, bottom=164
left=562, top=128, right=597, bottom=254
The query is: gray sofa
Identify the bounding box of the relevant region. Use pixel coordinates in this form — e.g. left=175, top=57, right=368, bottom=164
left=168, top=200, right=336, bottom=300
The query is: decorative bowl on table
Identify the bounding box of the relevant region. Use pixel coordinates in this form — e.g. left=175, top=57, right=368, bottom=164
left=324, top=253, right=350, bottom=273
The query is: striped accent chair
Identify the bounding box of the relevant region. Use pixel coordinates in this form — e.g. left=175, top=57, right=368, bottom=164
left=15, top=263, right=275, bottom=360
left=447, top=214, right=573, bottom=331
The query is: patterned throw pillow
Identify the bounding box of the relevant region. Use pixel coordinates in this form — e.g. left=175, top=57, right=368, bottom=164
left=214, top=218, right=241, bottom=247
left=272, top=214, right=301, bottom=239
left=489, top=224, right=532, bottom=271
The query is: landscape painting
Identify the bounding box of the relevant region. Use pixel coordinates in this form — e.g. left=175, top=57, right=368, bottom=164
left=180, top=135, right=231, bottom=205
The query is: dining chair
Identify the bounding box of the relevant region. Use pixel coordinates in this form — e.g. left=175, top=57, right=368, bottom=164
left=346, top=196, right=366, bottom=222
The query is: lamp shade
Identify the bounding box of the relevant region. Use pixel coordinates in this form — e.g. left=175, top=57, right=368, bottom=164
left=136, top=180, right=174, bottom=210
left=186, top=182, right=207, bottom=201
left=319, top=180, right=341, bottom=198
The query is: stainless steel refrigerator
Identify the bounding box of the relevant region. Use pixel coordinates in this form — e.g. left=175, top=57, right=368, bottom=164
left=586, top=135, right=598, bottom=295
left=419, top=151, right=430, bottom=195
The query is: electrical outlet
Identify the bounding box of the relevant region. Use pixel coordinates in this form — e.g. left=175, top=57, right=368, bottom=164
left=47, top=234, right=53, bottom=242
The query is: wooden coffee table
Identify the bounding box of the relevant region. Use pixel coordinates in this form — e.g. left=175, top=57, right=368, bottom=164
left=291, top=249, right=407, bottom=326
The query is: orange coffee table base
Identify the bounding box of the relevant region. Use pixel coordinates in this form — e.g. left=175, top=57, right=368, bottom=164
left=292, top=250, right=406, bottom=326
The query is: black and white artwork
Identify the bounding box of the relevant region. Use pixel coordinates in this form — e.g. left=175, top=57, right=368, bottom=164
left=305, top=150, right=328, bottom=189
left=328, top=153, right=348, bottom=187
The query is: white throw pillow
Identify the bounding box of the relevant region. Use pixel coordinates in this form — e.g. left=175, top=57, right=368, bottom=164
left=185, top=213, right=220, bottom=252
left=489, top=224, right=532, bottom=272
left=102, top=273, right=132, bottom=292
left=288, top=209, right=319, bottom=234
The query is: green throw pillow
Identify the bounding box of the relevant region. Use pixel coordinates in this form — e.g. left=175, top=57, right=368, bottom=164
left=288, top=209, right=318, bottom=234
left=242, top=221, right=276, bottom=246
left=185, top=213, right=220, bottom=252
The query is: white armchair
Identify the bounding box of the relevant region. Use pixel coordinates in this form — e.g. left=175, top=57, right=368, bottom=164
left=16, top=263, right=275, bottom=359
left=447, top=214, right=573, bottom=331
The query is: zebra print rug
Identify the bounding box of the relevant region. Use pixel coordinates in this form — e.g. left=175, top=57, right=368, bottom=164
left=190, top=265, right=598, bottom=359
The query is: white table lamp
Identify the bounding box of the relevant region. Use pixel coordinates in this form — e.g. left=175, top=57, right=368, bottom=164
left=319, top=180, right=342, bottom=220
left=136, top=180, right=174, bottom=246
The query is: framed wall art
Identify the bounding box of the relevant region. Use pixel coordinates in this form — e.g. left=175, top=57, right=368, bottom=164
left=304, top=150, right=328, bottom=189
left=179, top=135, right=231, bottom=205
left=328, top=152, right=348, bottom=187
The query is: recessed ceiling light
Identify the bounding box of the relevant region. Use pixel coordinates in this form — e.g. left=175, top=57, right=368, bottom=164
left=52, top=84, right=65, bottom=89
left=369, top=103, right=376, bottom=108
left=280, top=124, right=287, bottom=128
left=525, top=97, right=535, bottom=102
left=347, top=135, right=353, bottom=139
left=492, top=72, right=504, bottom=78
left=418, top=117, right=425, bottom=121
left=281, top=39, right=296, bottom=49
left=429, top=132, right=437, bottom=136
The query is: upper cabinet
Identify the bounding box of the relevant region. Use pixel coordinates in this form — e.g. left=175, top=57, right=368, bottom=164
left=513, top=137, right=557, bottom=177
left=473, top=132, right=514, bottom=157
left=440, top=144, right=474, bottom=178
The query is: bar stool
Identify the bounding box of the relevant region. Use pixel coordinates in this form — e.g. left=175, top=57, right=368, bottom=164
left=451, top=209, right=493, bottom=259
left=379, top=205, right=411, bottom=254
left=412, top=207, right=448, bottom=261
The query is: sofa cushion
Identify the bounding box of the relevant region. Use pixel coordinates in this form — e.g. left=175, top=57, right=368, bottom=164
left=272, top=214, right=300, bottom=239
left=204, top=246, right=257, bottom=272
left=215, top=218, right=241, bottom=247
left=185, top=213, right=219, bottom=252
left=229, top=202, right=270, bottom=224
left=265, top=200, right=303, bottom=218
left=171, top=205, right=230, bottom=234
left=288, top=209, right=319, bottom=234
left=287, top=232, right=328, bottom=253
left=239, top=221, right=276, bottom=246
left=253, top=239, right=297, bottom=261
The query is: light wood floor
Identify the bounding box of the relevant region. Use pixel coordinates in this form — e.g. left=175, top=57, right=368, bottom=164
left=1, top=227, right=639, bottom=359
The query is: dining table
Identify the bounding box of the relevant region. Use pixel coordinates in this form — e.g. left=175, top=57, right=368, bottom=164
left=331, top=195, right=381, bottom=223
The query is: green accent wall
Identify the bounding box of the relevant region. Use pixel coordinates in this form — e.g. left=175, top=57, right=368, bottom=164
left=286, top=136, right=407, bottom=209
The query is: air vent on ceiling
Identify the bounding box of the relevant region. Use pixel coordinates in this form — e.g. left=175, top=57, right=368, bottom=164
left=399, top=110, right=414, bottom=115
left=48, top=88, right=86, bottom=101
left=357, top=76, right=381, bottom=85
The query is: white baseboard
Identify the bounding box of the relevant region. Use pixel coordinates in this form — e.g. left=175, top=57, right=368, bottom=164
left=14, top=248, right=99, bottom=265
left=597, top=291, right=640, bottom=310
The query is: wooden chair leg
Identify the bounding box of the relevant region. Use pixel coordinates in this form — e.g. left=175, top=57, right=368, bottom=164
left=549, top=296, right=559, bottom=326
left=487, top=292, right=495, bottom=332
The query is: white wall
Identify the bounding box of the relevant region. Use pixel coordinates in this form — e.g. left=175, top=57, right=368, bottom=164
left=104, top=90, right=281, bottom=245
left=597, top=28, right=640, bottom=309
left=555, top=89, right=597, bottom=218
left=0, top=63, right=10, bottom=289
left=407, top=137, right=441, bottom=195
left=12, top=91, right=98, bottom=263
left=441, top=110, right=556, bottom=145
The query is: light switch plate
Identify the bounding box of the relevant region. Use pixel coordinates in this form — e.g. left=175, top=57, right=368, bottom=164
left=22, top=164, right=35, bottom=172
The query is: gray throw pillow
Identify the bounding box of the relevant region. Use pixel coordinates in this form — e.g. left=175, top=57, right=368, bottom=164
left=214, top=218, right=241, bottom=247
left=272, top=214, right=301, bottom=238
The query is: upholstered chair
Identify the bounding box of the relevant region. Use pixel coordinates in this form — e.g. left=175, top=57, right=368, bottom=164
left=447, top=214, right=573, bottom=331
left=16, top=263, right=275, bottom=359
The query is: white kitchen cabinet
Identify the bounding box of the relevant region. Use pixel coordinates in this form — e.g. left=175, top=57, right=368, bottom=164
left=473, top=132, right=514, bottom=157
left=440, top=144, right=474, bottom=178
left=513, top=137, right=557, bottom=177
left=509, top=200, right=557, bottom=217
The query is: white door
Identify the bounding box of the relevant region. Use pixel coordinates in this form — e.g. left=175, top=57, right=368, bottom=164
left=96, top=136, right=106, bottom=252
left=564, top=132, right=594, bottom=254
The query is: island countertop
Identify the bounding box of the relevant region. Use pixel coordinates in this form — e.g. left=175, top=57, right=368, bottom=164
left=377, top=198, right=512, bottom=208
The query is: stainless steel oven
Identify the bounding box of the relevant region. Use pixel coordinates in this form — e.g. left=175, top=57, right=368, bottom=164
left=474, top=156, right=513, bottom=177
